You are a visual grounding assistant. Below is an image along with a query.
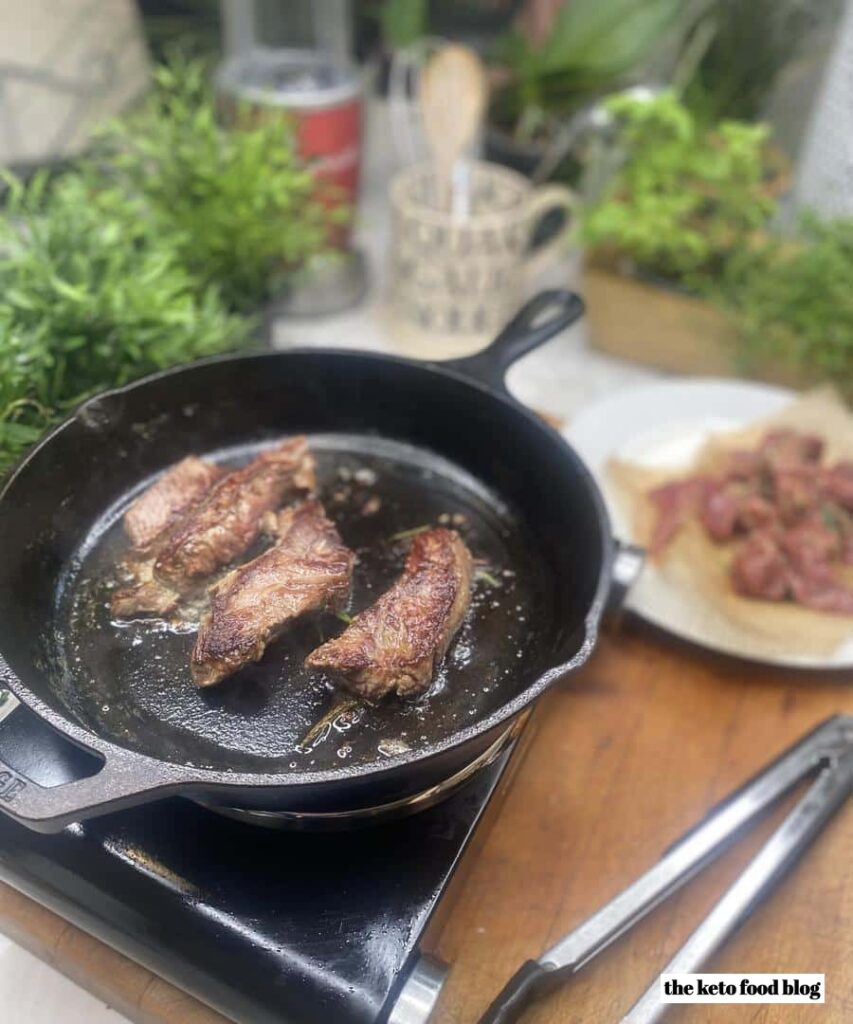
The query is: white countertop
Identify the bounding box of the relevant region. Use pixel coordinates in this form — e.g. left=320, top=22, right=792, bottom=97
left=0, top=101, right=663, bottom=1024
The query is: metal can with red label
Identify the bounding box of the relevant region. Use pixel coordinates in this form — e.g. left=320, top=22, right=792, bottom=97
left=217, top=49, right=362, bottom=243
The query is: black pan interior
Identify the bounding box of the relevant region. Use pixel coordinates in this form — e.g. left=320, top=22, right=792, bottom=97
left=0, top=352, right=606, bottom=781
left=44, top=433, right=552, bottom=773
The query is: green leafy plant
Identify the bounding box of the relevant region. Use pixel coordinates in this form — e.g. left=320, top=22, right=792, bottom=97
left=377, top=0, right=429, bottom=49
left=682, top=0, right=826, bottom=123
left=490, top=0, right=686, bottom=140
left=95, top=59, right=336, bottom=313
left=0, top=170, right=248, bottom=477
left=714, top=217, right=853, bottom=394
left=582, top=91, right=776, bottom=285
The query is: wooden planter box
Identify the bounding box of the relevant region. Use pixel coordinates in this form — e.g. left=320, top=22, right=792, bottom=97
left=583, top=262, right=738, bottom=376
left=582, top=262, right=813, bottom=389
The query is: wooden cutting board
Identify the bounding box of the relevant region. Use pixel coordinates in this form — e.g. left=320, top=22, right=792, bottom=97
left=0, top=619, right=851, bottom=1023
left=426, top=620, right=853, bottom=1023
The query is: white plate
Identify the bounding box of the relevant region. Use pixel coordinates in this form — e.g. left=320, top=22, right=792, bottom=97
left=565, top=379, right=853, bottom=668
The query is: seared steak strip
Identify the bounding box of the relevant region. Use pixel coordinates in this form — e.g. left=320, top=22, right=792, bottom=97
left=192, top=500, right=354, bottom=687
left=122, top=456, right=223, bottom=550
left=112, top=437, right=315, bottom=618
left=305, top=527, right=473, bottom=699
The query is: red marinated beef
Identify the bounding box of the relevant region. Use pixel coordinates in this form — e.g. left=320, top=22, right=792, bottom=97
left=648, top=429, right=853, bottom=615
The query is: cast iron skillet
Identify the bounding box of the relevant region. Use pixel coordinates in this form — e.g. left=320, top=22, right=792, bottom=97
left=0, top=290, right=614, bottom=833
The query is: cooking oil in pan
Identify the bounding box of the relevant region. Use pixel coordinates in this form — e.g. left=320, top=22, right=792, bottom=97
left=52, top=435, right=550, bottom=774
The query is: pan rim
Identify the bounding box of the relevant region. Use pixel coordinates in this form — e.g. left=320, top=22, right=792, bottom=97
left=0, top=347, right=612, bottom=791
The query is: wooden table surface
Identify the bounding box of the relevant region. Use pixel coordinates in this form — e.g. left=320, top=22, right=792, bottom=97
left=0, top=618, right=851, bottom=1024
left=425, top=620, right=853, bottom=1023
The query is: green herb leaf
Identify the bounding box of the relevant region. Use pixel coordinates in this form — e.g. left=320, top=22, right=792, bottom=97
left=390, top=524, right=432, bottom=542
left=475, top=568, right=501, bottom=588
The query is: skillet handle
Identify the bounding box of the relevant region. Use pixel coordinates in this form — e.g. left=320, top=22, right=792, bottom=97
left=0, top=739, right=176, bottom=833
left=442, top=290, right=584, bottom=393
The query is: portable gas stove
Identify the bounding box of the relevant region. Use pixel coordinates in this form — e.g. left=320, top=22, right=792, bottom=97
left=0, top=699, right=525, bottom=1024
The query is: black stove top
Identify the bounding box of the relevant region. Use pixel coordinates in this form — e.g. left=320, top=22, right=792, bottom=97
left=0, top=702, right=514, bottom=1024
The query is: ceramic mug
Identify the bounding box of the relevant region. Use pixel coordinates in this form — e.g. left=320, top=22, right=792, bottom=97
left=387, top=160, right=578, bottom=355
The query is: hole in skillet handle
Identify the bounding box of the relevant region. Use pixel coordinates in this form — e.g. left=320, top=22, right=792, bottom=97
left=0, top=711, right=175, bottom=834
left=439, top=290, right=584, bottom=394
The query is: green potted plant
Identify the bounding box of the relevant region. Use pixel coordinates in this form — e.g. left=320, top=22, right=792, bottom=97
left=0, top=170, right=248, bottom=478
left=712, top=216, right=853, bottom=396
left=580, top=90, right=785, bottom=375
left=94, top=59, right=337, bottom=316
left=680, top=0, right=828, bottom=124
left=485, top=0, right=688, bottom=181
left=0, top=56, right=343, bottom=478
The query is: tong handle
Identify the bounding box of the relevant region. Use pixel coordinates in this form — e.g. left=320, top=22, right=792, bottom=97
left=621, top=745, right=853, bottom=1024
left=540, top=715, right=852, bottom=975
left=478, top=961, right=556, bottom=1024
left=476, top=716, right=852, bottom=1024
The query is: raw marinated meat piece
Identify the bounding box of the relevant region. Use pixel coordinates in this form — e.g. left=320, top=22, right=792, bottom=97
left=760, top=429, right=824, bottom=468
left=780, top=515, right=842, bottom=571
left=737, top=494, right=777, bottom=531
left=701, top=482, right=741, bottom=542
left=771, top=465, right=821, bottom=525
left=648, top=478, right=709, bottom=555
left=788, top=567, right=853, bottom=614
left=730, top=532, right=790, bottom=602
left=823, top=461, right=853, bottom=510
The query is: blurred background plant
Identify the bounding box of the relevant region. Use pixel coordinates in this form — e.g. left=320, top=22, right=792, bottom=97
left=488, top=0, right=685, bottom=144
left=0, top=29, right=340, bottom=479
left=1, top=0, right=851, bottom=473
left=582, top=92, right=777, bottom=286
left=361, top=0, right=839, bottom=185
left=579, top=85, right=853, bottom=394
left=95, top=57, right=337, bottom=314
left=679, top=0, right=838, bottom=124
left=0, top=169, right=247, bottom=476
left=374, top=0, right=430, bottom=50
left=138, top=0, right=221, bottom=62
left=714, top=216, right=853, bottom=395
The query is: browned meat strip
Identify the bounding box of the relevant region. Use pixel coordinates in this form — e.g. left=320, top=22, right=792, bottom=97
left=191, top=500, right=354, bottom=687
left=725, top=430, right=821, bottom=481
left=157, top=437, right=315, bottom=585
left=122, top=456, right=223, bottom=550
left=111, top=558, right=178, bottom=618
left=305, top=527, right=473, bottom=700
left=111, top=437, right=315, bottom=618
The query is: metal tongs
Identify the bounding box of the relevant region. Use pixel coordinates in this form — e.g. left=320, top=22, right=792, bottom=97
left=480, top=715, right=853, bottom=1024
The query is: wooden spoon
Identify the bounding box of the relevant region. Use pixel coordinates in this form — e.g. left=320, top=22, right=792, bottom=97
left=418, top=43, right=488, bottom=214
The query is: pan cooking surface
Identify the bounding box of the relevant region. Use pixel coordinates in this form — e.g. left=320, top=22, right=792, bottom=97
left=46, top=435, right=551, bottom=773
